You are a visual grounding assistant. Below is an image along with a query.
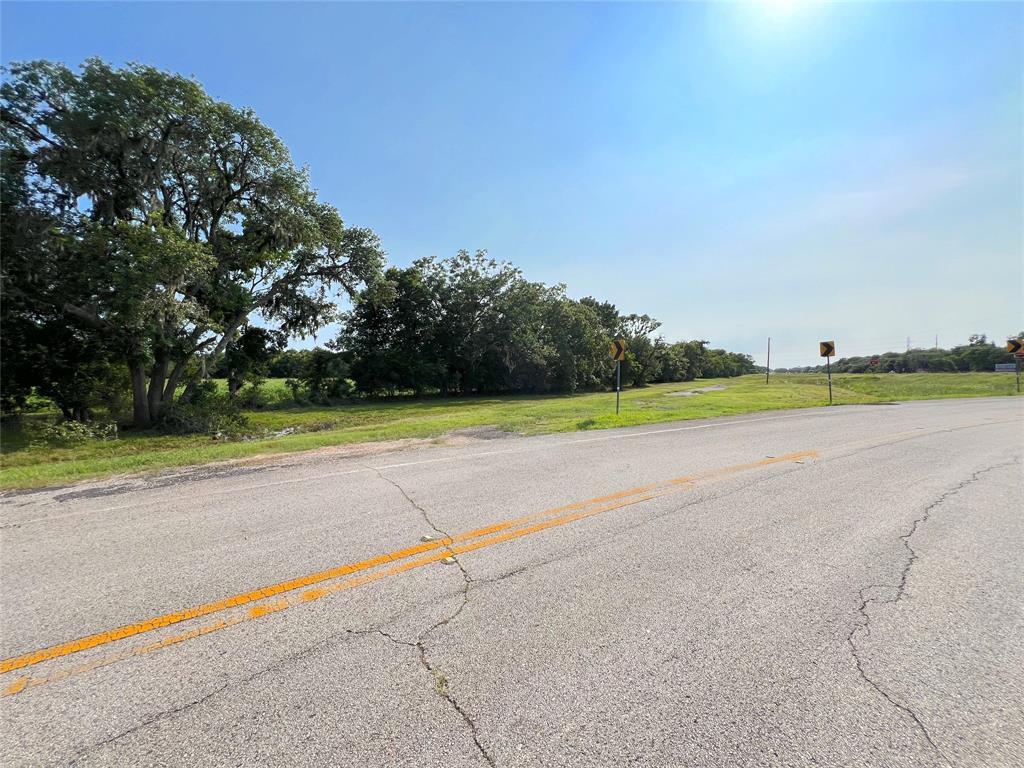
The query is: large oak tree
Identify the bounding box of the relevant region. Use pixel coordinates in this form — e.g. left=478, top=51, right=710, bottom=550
left=1, top=59, right=383, bottom=426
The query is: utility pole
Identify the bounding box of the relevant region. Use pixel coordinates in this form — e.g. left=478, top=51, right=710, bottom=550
left=765, top=337, right=771, bottom=384
left=906, top=336, right=911, bottom=352
left=935, top=334, right=939, bottom=350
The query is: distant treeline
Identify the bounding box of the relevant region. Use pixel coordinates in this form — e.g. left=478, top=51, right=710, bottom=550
left=216, top=252, right=759, bottom=399
left=775, top=335, right=1022, bottom=374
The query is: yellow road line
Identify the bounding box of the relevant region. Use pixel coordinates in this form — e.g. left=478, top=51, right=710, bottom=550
left=1, top=450, right=815, bottom=690
left=0, top=484, right=666, bottom=675
left=8, top=489, right=688, bottom=697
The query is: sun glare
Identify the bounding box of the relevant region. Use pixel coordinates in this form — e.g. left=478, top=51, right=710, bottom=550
left=759, top=0, right=813, bottom=18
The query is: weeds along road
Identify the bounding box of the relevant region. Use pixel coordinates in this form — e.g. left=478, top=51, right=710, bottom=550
left=1, top=397, right=1022, bottom=767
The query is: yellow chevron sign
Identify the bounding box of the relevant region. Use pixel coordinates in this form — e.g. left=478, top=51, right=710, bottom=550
left=610, top=339, right=626, bottom=362
left=819, top=341, right=835, bottom=358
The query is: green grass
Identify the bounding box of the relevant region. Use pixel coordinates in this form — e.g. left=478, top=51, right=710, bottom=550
left=1, top=373, right=1018, bottom=490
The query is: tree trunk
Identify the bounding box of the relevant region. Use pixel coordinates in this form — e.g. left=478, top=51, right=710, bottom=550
left=148, top=356, right=168, bottom=422
left=129, top=361, right=151, bottom=427
left=162, top=360, right=187, bottom=409
left=179, top=316, right=244, bottom=404
left=179, top=373, right=200, bottom=405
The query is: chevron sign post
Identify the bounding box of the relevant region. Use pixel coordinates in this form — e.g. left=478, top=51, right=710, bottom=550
left=820, top=340, right=836, bottom=405
left=611, top=338, right=626, bottom=414
left=1008, top=339, right=1023, bottom=393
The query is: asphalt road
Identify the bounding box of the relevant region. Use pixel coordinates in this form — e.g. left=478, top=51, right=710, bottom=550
left=1, top=397, right=1022, bottom=767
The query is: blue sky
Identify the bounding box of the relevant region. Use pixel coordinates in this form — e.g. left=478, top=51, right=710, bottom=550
left=3, top=1, right=1021, bottom=366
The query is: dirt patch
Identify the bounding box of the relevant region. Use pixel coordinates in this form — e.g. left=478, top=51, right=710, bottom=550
left=298, top=436, right=440, bottom=461
left=300, top=425, right=518, bottom=457
left=665, top=385, right=728, bottom=397
left=442, top=425, right=520, bottom=444
left=9, top=426, right=523, bottom=497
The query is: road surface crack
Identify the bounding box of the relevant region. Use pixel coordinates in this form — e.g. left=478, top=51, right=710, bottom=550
left=846, top=459, right=1018, bottom=767
left=469, top=466, right=809, bottom=590
left=367, top=468, right=493, bottom=766
left=366, top=465, right=476, bottom=601
left=366, top=465, right=474, bottom=576
left=379, top=628, right=494, bottom=766
left=377, top=626, right=495, bottom=767
left=69, top=682, right=231, bottom=765
left=67, top=627, right=380, bottom=764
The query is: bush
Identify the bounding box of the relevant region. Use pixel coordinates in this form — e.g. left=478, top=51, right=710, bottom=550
left=30, top=420, right=118, bottom=447
left=235, top=381, right=271, bottom=410
left=285, top=378, right=304, bottom=401
left=159, top=382, right=249, bottom=436
left=302, top=349, right=352, bottom=402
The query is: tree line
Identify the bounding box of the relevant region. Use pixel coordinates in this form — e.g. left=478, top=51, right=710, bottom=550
left=1, top=59, right=755, bottom=429
left=227, top=251, right=757, bottom=400
left=775, top=335, right=1023, bottom=374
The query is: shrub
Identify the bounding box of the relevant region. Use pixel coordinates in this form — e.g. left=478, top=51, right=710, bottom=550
left=30, top=420, right=118, bottom=447
left=159, top=382, right=249, bottom=436
left=302, top=349, right=352, bottom=402
left=285, top=378, right=304, bottom=401
left=236, top=381, right=271, bottom=410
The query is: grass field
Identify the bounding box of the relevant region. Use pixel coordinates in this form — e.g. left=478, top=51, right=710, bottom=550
left=0, top=372, right=1018, bottom=490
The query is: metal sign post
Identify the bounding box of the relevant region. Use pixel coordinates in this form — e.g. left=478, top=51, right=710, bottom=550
left=766, top=336, right=771, bottom=384
left=616, top=359, right=621, bottom=414
left=819, top=340, right=836, bottom=405
left=1007, top=340, right=1024, bottom=394
left=826, top=356, right=833, bottom=404
left=611, top=338, right=626, bottom=414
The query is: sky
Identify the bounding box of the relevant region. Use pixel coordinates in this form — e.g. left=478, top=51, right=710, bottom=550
left=2, top=1, right=1022, bottom=367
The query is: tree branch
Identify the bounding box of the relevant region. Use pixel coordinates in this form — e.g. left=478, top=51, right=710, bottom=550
left=62, top=303, right=112, bottom=330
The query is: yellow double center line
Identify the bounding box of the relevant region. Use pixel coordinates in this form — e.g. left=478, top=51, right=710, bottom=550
left=1, top=450, right=815, bottom=696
